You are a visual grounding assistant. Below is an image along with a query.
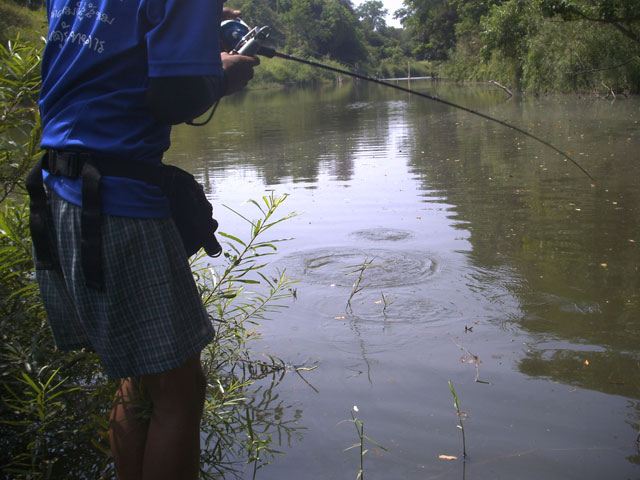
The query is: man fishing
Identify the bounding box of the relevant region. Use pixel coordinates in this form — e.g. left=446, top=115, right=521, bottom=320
left=31, top=0, right=257, bottom=478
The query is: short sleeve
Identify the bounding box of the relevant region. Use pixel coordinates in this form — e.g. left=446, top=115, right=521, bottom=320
left=145, top=0, right=224, bottom=78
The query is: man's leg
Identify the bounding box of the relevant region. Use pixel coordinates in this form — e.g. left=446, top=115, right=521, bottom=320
left=139, top=354, right=207, bottom=480
left=110, top=378, right=150, bottom=480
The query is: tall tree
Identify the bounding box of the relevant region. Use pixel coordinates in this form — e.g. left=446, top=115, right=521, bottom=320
left=279, top=0, right=320, bottom=53
left=397, top=0, right=459, bottom=60
left=318, top=0, right=368, bottom=64
left=356, top=0, right=388, bottom=32
left=537, top=0, right=640, bottom=44
left=480, top=0, right=540, bottom=87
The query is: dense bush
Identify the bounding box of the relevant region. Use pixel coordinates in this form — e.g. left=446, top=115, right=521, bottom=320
left=0, top=0, right=47, bottom=46
left=396, top=0, right=640, bottom=94
left=523, top=19, right=640, bottom=94
left=0, top=36, right=299, bottom=479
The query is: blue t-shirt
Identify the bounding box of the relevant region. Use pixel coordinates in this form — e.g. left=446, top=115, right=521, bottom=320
left=39, top=0, right=225, bottom=217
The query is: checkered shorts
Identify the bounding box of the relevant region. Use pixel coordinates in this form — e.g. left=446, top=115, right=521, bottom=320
left=36, top=191, right=215, bottom=378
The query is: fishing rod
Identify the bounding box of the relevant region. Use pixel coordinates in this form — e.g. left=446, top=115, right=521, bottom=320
left=219, top=21, right=595, bottom=182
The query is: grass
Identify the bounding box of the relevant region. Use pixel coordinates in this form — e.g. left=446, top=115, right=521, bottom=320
left=0, top=0, right=47, bottom=46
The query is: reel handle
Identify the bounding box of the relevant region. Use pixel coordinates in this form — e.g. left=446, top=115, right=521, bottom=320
left=234, top=26, right=272, bottom=56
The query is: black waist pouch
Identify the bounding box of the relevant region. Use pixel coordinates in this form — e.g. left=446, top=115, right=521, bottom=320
left=162, top=165, right=222, bottom=258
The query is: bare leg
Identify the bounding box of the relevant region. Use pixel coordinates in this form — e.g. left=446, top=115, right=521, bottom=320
left=140, top=354, right=207, bottom=480
left=110, top=378, right=150, bottom=480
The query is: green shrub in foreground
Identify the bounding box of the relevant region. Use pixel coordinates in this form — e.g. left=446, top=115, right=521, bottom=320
left=0, top=35, right=300, bottom=479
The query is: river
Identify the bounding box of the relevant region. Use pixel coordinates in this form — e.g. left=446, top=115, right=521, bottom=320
left=168, top=81, right=640, bottom=479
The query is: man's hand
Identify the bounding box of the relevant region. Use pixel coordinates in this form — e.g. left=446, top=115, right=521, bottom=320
left=221, top=52, right=260, bottom=95
left=222, top=6, right=241, bottom=20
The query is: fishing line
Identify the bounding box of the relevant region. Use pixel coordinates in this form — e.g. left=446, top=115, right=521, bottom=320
left=273, top=51, right=595, bottom=182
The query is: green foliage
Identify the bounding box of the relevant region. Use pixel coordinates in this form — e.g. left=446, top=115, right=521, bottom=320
left=255, top=54, right=351, bottom=86
left=448, top=381, right=467, bottom=458
left=0, top=0, right=47, bottom=46
left=344, top=257, right=378, bottom=313
left=318, top=0, right=368, bottom=65
left=356, top=0, right=388, bottom=32
left=0, top=42, right=125, bottom=472
left=229, top=0, right=409, bottom=79
left=522, top=18, right=640, bottom=94
left=6, top=0, right=640, bottom=92
left=187, top=193, right=301, bottom=478
left=342, top=406, right=387, bottom=480
left=6, top=0, right=46, bottom=10
left=403, top=0, right=640, bottom=93
left=479, top=0, right=541, bottom=87
left=0, top=37, right=43, bottom=202
left=1, top=191, right=301, bottom=479
left=414, top=0, right=460, bottom=60
left=481, top=0, right=540, bottom=61
left=0, top=39, right=112, bottom=478
left=0, top=33, right=301, bottom=478
left=376, top=58, right=433, bottom=79
left=0, top=195, right=115, bottom=479
left=538, top=0, right=640, bottom=45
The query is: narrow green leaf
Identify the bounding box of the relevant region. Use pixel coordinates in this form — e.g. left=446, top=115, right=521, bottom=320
left=218, top=232, right=246, bottom=246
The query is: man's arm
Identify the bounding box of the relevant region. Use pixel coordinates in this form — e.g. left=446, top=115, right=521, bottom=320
left=147, top=53, right=260, bottom=125
left=146, top=75, right=226, bottom=125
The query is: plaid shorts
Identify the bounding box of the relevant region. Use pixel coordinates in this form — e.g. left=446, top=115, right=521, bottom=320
left=36, top=191, right=215, bottom=378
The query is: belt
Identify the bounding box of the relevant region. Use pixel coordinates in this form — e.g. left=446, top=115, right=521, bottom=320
left=27, top=150, right=166, bottom=291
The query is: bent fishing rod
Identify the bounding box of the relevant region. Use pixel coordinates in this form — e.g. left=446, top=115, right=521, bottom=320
left=217, top=21, right=595, bottom=182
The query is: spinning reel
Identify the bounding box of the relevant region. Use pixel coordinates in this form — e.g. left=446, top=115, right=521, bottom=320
left=220, top=19, right=274, bottom=57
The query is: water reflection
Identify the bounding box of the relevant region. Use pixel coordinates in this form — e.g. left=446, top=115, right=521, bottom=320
left=168, top=82, right=640, bottom=477
left=399, top=92, right=640, bottom=397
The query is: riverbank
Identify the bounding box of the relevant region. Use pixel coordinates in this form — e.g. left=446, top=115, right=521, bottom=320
left=424, top=21, right=639, bottom=96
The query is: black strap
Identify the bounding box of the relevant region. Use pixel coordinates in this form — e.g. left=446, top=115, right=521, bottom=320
left=53, top=151, right=167, bottom=291
left=26, top=154, right=56, bottom=270
left=79, top=160, right=104, bottom=290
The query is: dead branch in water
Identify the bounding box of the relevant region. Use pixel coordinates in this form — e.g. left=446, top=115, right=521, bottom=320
left=489, top=80, right=513, bottom=98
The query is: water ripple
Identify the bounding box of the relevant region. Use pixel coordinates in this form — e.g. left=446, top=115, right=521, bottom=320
left=280, top=247, right=438, bottom=289
left=349, top=227, right=414, bottom=242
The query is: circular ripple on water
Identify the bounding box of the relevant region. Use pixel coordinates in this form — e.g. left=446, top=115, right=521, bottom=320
left=280, top=247, right=437, bottom=289
left=349, top=227, right=414, bottom=242
left=315, top=289, right=457, bottom=327
left=302, top=290, right=458, bottom=356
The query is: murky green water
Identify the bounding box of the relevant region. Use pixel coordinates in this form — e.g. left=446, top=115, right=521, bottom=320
left=169, top=81, right=640, bottom=479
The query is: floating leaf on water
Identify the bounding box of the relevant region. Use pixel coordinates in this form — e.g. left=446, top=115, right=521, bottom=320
left=439, top=455, right=458, bottom=460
